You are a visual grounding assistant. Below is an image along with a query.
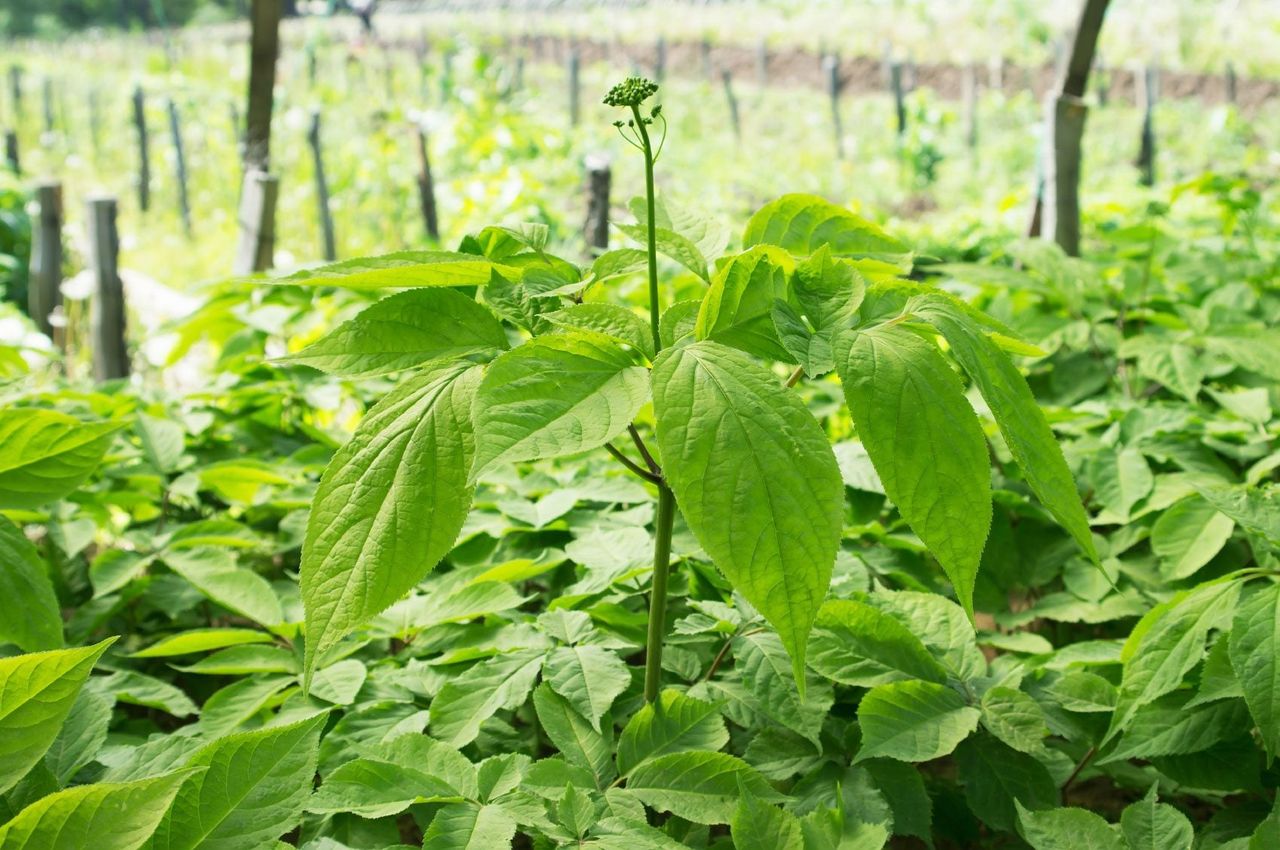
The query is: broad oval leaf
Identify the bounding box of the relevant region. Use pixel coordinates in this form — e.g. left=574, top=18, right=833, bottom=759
left=302, top=361, right=483, bottom=678
left=272, top=250, right=516, bottom=289
left=422, top=802, right=517, bottom=850
left=471, top=332, right=649, bottom=479
left=1016, top=802, right=1125, bottom=850
left=147, top=712, right=326, bottom=850
left=625, top=751, right=785, bottom=825
left=1120, top=785, right=1194, bottom=850
left=0, top=515, right=62, bottom=651
left=616, top=690, right=729, bottom=777
left=742, top=194, right=908, bottom=261
left=836, top=324, right=992, bottom=615
left=695, top=245, right=794, bottom=361
left=544, top=303, right=655, bottom=361
left=0, top=638, right=114, bottom=795
left=652, top=340, right=844, bottom=681
left=0, top=769, right=194, bottom=850
left=544, top=645, right=632, bottom=732
left=0, top=410, right=121, bottom=508
left=1229, top=582, right=1280, bottom=757
left=854, top=679, right=980, bottom=763
left=808, top=598, right=949, bottom=687
left=1152, top=496, right=1234, bottom=580
left=282, top=288, right=508, bottom=377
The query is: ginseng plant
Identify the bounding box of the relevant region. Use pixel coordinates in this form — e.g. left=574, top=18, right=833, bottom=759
left=290, top=77, right=1094, bottom=704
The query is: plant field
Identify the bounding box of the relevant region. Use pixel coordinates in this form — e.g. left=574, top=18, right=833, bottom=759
left=1, top=2, right=1279, bottom=849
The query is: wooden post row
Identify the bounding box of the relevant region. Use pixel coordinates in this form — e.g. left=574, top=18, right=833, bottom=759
left=307, top=110, right=337, bottom=262
left=132, top=86, right=150, bottom=212
left=167, top=99, right=192, bottom=236
left=584, top=153, right=610, bottom=256
left=29, top=182, right=63, bottom=340
left=416, top=123, right=440, bottom=243
left=87, top=196, right=129, bottom=381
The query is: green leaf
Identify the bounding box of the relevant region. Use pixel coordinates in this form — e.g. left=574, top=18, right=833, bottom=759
left=955, top=737, right=1057, bottom=833
left=545, top=303, right=655, bottom=360
left=307, top=757, right=464, bottom=818
left=1229, top=582, right=1280, bottom=757
left=772, top=246, right=866, bottom=376
left=653, top=341, right=843, bottom=681
left=163, top=549, right=283, bottom=628
left=625, top=751, right=784, bottom=825
left=659, top=300, right=700, bottom=349
left=532, top=684, right=615, bottom=789
left=807, top=598, right=949, bottom=687
left=1100, top=696, right=1248, bottom=763
left=1152, top=496, right=1234, bottom=580
left=135, top=414, right=185, bottom=475
left=1088, top=446, right=1153, bottom=522
left=0, top=770, right=194, bottom=850
left=910, top=298, right=1096, bottom=562
left=302, top=361, right=482, bottom=678
left=0, top=516, right=62, bottom=651
left=282, top=289, right=508, bottom=377
left=1015, top=802, right=1124, bottom=850
left=616, top=690, right=728, bottom=776
left=836, top=323, right=992, bottom=615
left=734, top=630, right=832, bottom=748
left=731, top=781, right=804, bottom=850
left=422, top=802, right=517, bottom=850
left=557, top=782, right=599, bottom=838
left=471, top=332, right=649, bottom=479
left=0, top=639, right=114, bottom=795
left=1197, top=484, right=1280, bottom=550
left=979, top=687, right=1047, bottom=755
left=273, top=250, right=516, bottom=289
left=130, top=628, right=273, bottom=658
left=1107, top=578, right=1241, bottom=742
left=44, top=683, right=113, bottom=784
left=854, top=680, right=980, bottom=763
left=1119, top=785, right=1194, bottom=850
left=0, top=410, right=121, bottom=507
left=146, top=713, right=326, bottom=850
left=544, top=646, right=631, bottom=732
left=863, top=758, right=933, bottom=847
left=742, top=194, right=909, bottom=261
left=430, top=649, right=545, bottom=748
left=694, top=246, right=794, bottom=361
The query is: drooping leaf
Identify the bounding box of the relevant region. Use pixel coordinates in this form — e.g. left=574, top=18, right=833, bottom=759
left=1152, top=496, right=1235, bottom=580
left=0, top=770, right=194, bottom=850
left=163, top=548, right=283, bottom=628
left=625, top=751, right=784, bottom=825
left=1088, top=446, right=1154, bottom=523
left=0, top=639, right=114, bottom=795
left=532, top=684, right=615, bottom=789
left=1229, top=582, right=1280, bottom=757
left=733, top=631, right=832, bottom=748
left=0, top=515, right=62, bottom=651
left=836, top=323, right=992, bottom=615
left=282, top=289, right=508, bottom=377
left=742, top=194, right=909, bottom=261
left=302, top=361, right=482, bottom=678
left=653, top=341, right=843, bottom=680
left=471, top=332, right=649, bottom=479
left=147, top=713, right=326, bottom=850
left=910, top=298, right=1096, bottom=562
left=854, top=680, right=980, bottom=763
left=616, top=690, right=729, bottom=777
left=0, top=410, right=121, bottom=508
left=955, top=736, right=1057, bottom=833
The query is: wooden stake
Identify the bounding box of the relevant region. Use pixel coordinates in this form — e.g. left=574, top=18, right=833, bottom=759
left=87, top=196, right=129, bottom=381
left=584, top=153, right=610, bottom=256
left=889, top=61, right=907, bottom=137
left=307, top=110, right=336, bottom=262
left=721, top=69, right=741, bottom=141
left=167, top=99, right=191, bottom=236
left=29, top=182, right=63, bottom=340
left=244, top=0, right=281, bottom=171
left=654, top=37, right=666, bottom=83
left=1225, top=62, right=1236, bottom=105
left=824, top=55, right=843, bottom=158
left=41, top=76, right=54, bottom=136
left=3, top=130, right=17, bottom=174
left=756, top=38, right=769, bottom=87
left=568, top=51, right=581, bottom=126
left=415, top=123, right=440, bottom=243
left=963, top=64, right=979, bottom=149
left=701, top=38, right=712, bottom=80
left=7, top=66, right=21, bottom=122
left=1136, top=65, right=1157, bottom=187
left=234, top=169, right=278, bottom=274
left=132, top=86, right=150, bottom=212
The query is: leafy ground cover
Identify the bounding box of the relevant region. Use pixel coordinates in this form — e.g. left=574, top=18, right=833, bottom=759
left=1, top=12, right=1279, bottom=850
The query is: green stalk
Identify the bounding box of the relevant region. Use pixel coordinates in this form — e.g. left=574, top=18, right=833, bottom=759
left=628, top=100, right=674, bottom=703
left=631, top=104, right=662, bottom=356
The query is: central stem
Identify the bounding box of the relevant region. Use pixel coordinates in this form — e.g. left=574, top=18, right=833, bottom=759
left=629, top=101, right=674, bottom=703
